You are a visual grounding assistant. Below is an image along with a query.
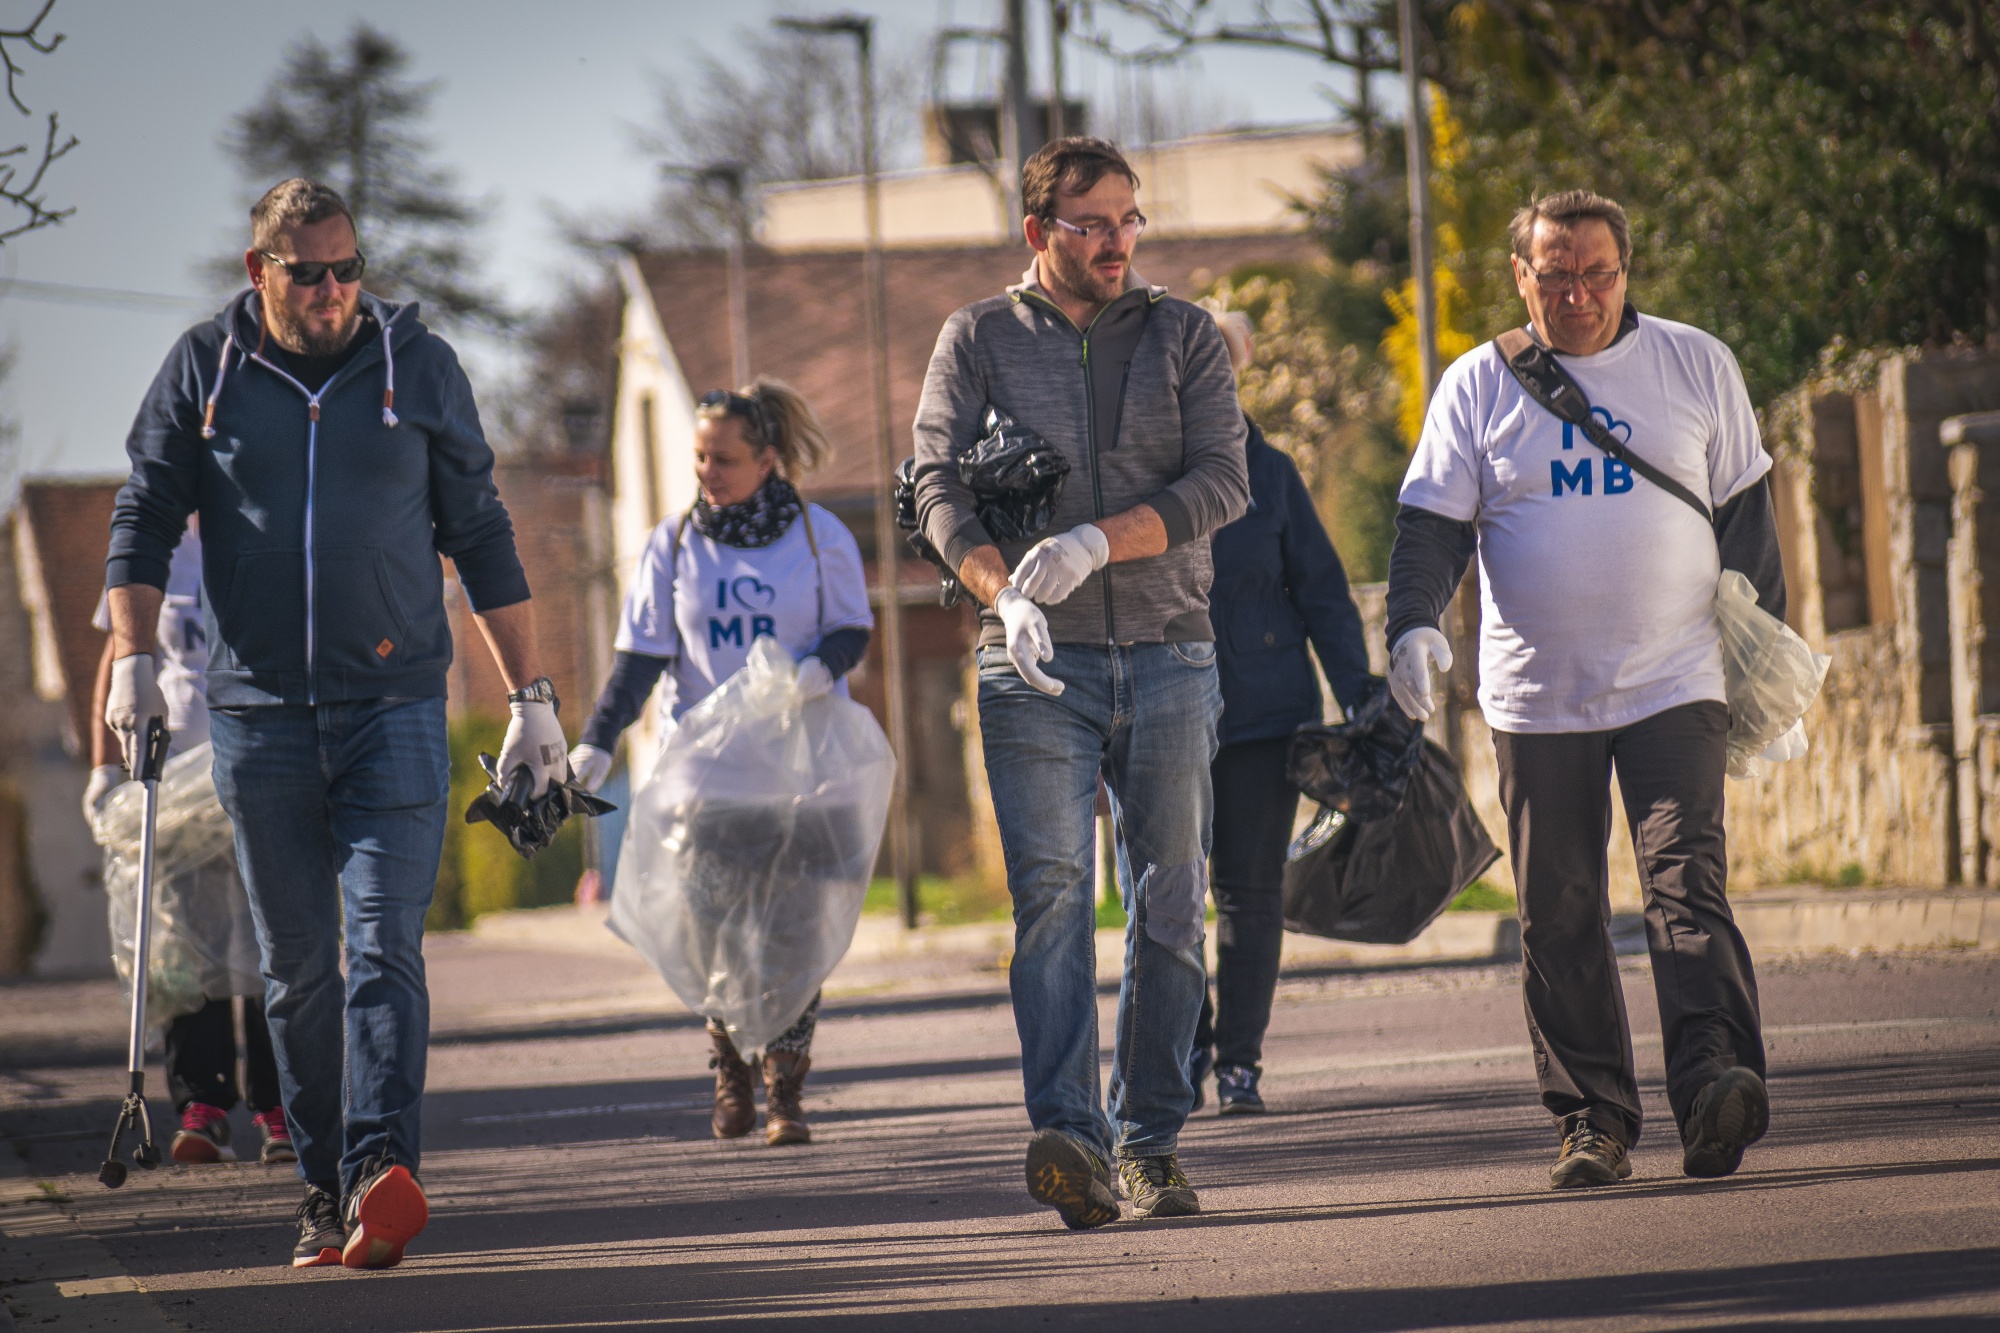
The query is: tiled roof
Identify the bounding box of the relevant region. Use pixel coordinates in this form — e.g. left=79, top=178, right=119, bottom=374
left=636, top=232, right=1318, bottom=502
left=13, top=478, right=120, bottom=753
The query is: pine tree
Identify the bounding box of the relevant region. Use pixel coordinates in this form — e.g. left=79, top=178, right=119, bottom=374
left=221, top=22, right=510, bottom=329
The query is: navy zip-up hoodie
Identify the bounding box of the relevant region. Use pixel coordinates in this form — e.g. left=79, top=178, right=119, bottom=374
left=107, top=291, right=529, bottom=708
left=1210, top=418, right=1374, bottom=746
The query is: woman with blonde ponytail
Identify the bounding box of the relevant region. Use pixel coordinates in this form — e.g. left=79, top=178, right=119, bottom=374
left=567, top=376, right=873, bottom=1147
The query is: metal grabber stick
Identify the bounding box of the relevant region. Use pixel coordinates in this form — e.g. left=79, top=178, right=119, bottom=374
left=99, top=715, right=170, bottom=1189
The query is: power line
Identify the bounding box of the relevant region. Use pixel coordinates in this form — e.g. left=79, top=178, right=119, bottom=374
left=0, top=277, right=215, bottom=313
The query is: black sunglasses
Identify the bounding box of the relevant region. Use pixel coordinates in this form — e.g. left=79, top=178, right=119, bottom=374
left=259, top=251, right=367, bottom=286
left=698, top=389, right=772, bottom=443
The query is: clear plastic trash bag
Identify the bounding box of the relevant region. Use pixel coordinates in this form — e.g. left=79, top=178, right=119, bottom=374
left=1714, top=569, right=1831, bottom=779
left=94, top=743, right=262, bottom=1028
left=609, top=637, right=895, bottom=1052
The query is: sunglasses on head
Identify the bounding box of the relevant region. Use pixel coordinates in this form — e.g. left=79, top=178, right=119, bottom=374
left=698, top=389, right=772, bottom=443
left=259, top=251, right=367, bottom=286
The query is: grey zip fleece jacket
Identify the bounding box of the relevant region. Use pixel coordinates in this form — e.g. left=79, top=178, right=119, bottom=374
left=913, top=266, right=1249, bottom=647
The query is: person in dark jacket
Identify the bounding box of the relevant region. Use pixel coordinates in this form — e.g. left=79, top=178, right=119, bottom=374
left=1189, top=311, right=1374, bottom=1114
left=104, top=179, right=560, bottom=1271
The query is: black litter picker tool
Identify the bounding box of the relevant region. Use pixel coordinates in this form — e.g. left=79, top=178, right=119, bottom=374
left=99, top=716, right=171, bottom=1189
left=464, top=754, right=617, bottom=859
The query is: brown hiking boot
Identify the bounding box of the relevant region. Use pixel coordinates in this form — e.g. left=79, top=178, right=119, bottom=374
left=709, top=1028, right=756, bottom=1139
left=762, top=1050, right=812, bottom=1146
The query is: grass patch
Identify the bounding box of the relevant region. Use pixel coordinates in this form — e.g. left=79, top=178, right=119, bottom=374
left=1448, top=879, right=1517, bottom=912
left=865, top=875, right=1012, bottom=926
left=1779, top=859, right=1871, bottom=889
left=35, top=1180, right=67, bottom=1204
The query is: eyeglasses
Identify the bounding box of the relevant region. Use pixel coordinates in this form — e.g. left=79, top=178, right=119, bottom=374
left=1048, top=213, right=1147, bottom=243
left=258, top=251, right=367, bottom=286
left=1522, top=263, right=1624, bottom=294
left=698, top=389, right=772, bottom=443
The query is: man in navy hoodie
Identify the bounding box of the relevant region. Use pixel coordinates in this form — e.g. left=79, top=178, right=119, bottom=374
left=104, top=179, right=566, bottom=1270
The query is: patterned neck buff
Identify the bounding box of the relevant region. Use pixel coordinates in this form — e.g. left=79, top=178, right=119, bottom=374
left=691, top=473, right=803, bottom=549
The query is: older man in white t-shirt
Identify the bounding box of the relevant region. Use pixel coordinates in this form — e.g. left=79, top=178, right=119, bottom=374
left=1385, top=190, right=1785, bottom=1191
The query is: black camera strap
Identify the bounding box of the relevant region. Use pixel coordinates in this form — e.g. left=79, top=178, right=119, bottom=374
left=1494, top=327, right=1712, bottom=524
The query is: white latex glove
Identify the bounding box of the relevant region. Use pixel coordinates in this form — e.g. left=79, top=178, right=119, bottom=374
left=1009, top=523, right=1110, bottom=606
left=796, top=656, right=835, bottom=700
left=1759, top=719, right=1809, bottom=764
left=105, top=653, right=169, bottom=770
left=567, top=743, right=613, bottom=794
left=83, top=765, right=127, bottom=825
left=994, top=586, right=1064, bottom=696
left=1387, top=627, right=1454, bottom=722
left=497, top=698, right=567, bottom=799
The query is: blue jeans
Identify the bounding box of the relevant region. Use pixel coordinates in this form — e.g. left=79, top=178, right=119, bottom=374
left=978, top=641, right=1221, bottom=1160
left=209, top=697, right=449, bottom=1197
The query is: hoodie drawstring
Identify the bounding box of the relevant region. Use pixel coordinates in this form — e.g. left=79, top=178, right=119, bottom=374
left=200, top=335, right=235, bottom=439
left=381, top=323, right=398, bottom=427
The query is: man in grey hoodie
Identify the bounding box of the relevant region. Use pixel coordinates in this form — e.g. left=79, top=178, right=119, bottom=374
left=913, top=137, right=1248, bottom=1227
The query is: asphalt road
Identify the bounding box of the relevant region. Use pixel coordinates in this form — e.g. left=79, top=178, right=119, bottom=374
left=3, top=932, right=1997, bottom=1331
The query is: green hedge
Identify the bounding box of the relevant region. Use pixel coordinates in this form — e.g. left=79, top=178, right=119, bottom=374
left=426, top=712, right=584, bottom=931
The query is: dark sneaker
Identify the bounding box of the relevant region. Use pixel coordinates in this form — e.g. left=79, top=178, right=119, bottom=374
left=170, top=1102, right=233, bottom=1164
left=1024, top=1129, right=1120, bottom=1231
left=254, top=1109, right=296, bottom=1165
left=1215, top=1064, right=1265, bottom=1116
left=292, top=1186, right=345, bottom=1268
left=1550, top=1121, right=1632, bottom=1189
left=1117, top=1153, right=1201, bottom=1219
left=1187, top=1046, right=1213, bottom=1113
left=1681, top=1067, right=1769, bottom=1179
left=341, top=1157, right=429, bottom=1270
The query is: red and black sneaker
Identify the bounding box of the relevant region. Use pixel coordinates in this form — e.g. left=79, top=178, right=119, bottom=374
left=254, top=1108, right=297, bottom=1164
left=170, top=1102, right=234, bottom=1164
left=341, top=1157, right=429, bottom=1270
left=293, top=1186, right=345, bottom=1268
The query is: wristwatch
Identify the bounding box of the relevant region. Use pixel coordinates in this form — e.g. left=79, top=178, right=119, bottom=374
left=507, top=676, right=559, bottom=711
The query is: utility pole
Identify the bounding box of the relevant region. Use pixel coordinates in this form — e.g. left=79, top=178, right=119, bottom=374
left=1398, top=0, right=1438, bottom=404
left=660, top=162, right=751, bottom=386
left=1047, top=0, right=1069, bottom=141
left=1352, top=22, right=1374, bottom=157
left=777, top=12, right=919, bottom=929
left=1000, top=0, right=1032, bottom=231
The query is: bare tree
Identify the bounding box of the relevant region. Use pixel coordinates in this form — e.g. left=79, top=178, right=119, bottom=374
left=0, top=0, right=74, bottom=244
left=624, top=28, right=923, bottom=246
left=220, top=22, right=510, bottom=329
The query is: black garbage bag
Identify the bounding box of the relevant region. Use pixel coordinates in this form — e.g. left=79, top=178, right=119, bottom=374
left=1281, top=740, right=1500, bottom=945
left=1286, top=680, right=1426, bottom=822
left=465, top=753, right=617, bottom=859
left=894, top=407, right=1071, bottom=608
left=959, top=407, right=1071, bottom=540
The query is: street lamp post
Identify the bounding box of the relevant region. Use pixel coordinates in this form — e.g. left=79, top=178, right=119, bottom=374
left=776, top=12, right=919, bottom=930
left=660, top=162, right=751, bottom=386
left=1398, top=0, right=1438, bottom=404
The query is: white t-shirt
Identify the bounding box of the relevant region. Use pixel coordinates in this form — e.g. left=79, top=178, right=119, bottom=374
left=615, top=504, right=874, bottom=722
left=94, top=525, right=210, bottom=753
left=1399, top=314, right=1772, bottom=734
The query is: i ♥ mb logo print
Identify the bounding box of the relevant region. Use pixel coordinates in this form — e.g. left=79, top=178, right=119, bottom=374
left=731, top=576, right=778, bottom=611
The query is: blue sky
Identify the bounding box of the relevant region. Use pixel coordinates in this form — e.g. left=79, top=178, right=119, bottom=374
left=2, top=0, right=1348, bottom=483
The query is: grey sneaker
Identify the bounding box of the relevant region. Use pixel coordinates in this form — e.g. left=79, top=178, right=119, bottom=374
left=1681, top=1067, right=1768, bottom=1179
left=1024, top=1129, right=1120, bottom=1230
left=1117, top=1153, right=1201, bottom=1219
left=1550, top=1121, right=1632, bottom=1189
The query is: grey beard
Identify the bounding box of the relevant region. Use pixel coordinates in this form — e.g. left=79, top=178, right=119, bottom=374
left=265, top=299, right=360, bottom=357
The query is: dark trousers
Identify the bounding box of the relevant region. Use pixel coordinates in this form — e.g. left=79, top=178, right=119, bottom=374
left=1493, top=700, right=1764, bottom=1146
left=165, top=996, right=283, bottom=1116
left=1192, top=737, right=1298, bottom=1070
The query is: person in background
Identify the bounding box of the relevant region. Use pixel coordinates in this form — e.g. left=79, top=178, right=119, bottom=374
left=86, top=518, right=292, bottom=1168
left=1187, top=311, right=1375, bottom=1115
left=106, top=178, right=553, bottom=1270
left=567, top=378, right=872, bottom=1149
